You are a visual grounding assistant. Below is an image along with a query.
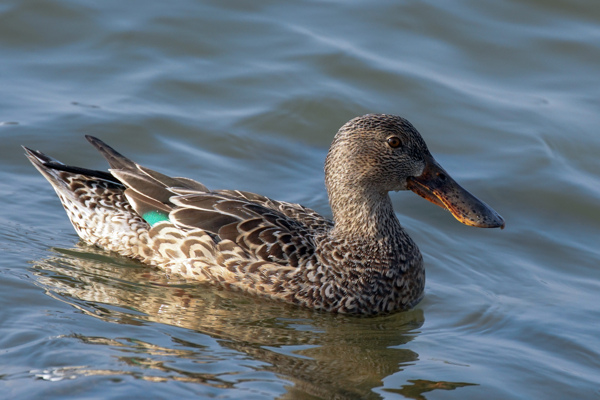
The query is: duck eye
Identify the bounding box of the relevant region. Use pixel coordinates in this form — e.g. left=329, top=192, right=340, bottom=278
left=387, top=136, right=402, bottom=148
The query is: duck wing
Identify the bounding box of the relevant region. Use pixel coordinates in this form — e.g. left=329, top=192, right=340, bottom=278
left=167, top=190, right=326, bottom=267
left=87, top=135, right=330, bottom=268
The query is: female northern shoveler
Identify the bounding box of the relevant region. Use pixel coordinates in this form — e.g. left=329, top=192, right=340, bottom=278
left=24, top=114, right=504, bottom=315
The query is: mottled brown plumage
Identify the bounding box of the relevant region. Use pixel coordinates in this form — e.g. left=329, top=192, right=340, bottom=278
left=23, top=114, right=504, bottom=315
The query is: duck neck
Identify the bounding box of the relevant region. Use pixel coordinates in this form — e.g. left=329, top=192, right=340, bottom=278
left=327, top=183, right=403, bottom=240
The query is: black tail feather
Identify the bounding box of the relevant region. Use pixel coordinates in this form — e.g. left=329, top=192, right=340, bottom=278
left=23, top=146, right=119, bottom=183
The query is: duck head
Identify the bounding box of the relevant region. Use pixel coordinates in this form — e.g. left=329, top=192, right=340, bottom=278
left=325, top=114, right=504, bottom=229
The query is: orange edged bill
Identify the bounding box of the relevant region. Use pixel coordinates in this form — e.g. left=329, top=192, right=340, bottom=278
left=407, top=155, right=505, bottom=229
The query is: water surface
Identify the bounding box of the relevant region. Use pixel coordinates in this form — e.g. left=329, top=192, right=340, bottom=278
left=1, top=0, right=599, bottom=399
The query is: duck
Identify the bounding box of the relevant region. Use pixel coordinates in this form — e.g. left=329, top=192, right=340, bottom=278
left=23, top=114, right=504, bottom=315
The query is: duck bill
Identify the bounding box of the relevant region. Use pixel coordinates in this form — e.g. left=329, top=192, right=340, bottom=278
left=406, top=155, right=505, bottom=229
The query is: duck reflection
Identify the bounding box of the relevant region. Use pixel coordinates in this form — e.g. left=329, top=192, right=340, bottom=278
left=31, top=244, right=476, bottom=399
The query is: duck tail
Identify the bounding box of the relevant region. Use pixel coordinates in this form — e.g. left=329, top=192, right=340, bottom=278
left=23, top=145, right=119, bottom=185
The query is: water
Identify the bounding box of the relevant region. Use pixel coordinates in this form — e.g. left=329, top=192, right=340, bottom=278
left=1, top=0, right=599, bottom=398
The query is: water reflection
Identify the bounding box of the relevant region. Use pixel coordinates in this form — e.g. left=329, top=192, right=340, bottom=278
left=385, top=380, right=478, bottom=400
left=31, top=244, right=475, bottom=399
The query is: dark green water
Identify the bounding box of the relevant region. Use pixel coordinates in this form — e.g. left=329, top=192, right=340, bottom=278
left=1, top=0, right=599, bottom=399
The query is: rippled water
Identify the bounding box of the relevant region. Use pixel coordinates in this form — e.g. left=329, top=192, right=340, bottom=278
left=2, top=0, right=600, bottom=399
